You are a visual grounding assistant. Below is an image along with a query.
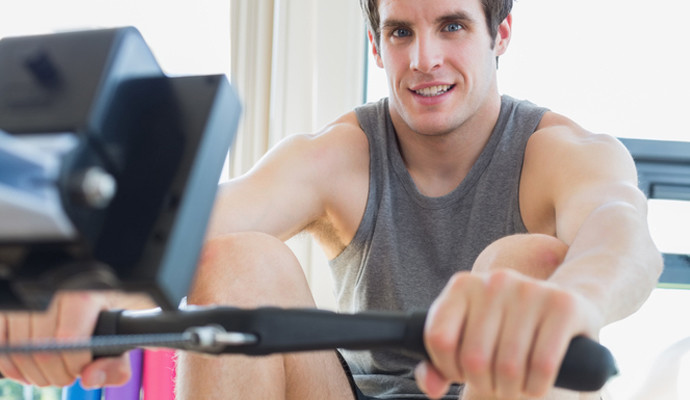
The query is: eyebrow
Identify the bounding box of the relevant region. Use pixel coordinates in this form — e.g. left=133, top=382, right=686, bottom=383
left=381, top=10, right=477, bottom=32
left=436, top=11, right=476, bottom=27
left=380, top=18, right=411, bottom=32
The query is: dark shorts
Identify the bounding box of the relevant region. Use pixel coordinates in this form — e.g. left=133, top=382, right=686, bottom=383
left=336, top=352, right=602, bottom=400
left=337, top=351, right=378, bottom=400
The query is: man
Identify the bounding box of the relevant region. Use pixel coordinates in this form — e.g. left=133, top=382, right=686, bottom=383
left=0, top=0, right=662, bottom=399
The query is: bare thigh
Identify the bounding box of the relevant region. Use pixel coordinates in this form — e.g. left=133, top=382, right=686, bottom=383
left=176, top=232, right=355, bottom=400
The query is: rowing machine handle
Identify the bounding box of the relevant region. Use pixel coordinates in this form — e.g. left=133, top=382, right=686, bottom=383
left=399, top=312, right=616, bottom=392
left=95, top=307, right=617, bottom=392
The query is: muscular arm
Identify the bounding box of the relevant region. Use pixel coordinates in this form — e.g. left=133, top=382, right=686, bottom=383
left=522, top=115, right=663, bottom=327
left=204, top=114, right=369, bottom=255
left=418, top=114, right=663, bottom=399
left=207, top=134, right=328, bottom=241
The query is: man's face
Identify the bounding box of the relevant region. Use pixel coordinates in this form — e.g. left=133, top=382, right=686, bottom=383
left=373, top=0, right=510, bottom=137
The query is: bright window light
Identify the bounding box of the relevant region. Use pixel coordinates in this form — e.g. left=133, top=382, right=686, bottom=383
left=648, top=199, right=690, bottom=255
left=366, top=0, right=690, bottom=144
left=0, top=0, right=230, bottom=77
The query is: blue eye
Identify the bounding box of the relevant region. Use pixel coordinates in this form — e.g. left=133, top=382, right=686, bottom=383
left=444, top=23, right=462, bottom=32
left=393, top=28, right=411, bottom=38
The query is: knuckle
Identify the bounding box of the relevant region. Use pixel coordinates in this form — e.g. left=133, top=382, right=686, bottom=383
left=8, top=354, right=27, bottom=368
left=530, top=354, right=559, bottom=382
left=547, top=290, right=576, bottom=314
left=461, top=349, right=490, bottom=376
left=487, top=269, right=511, bottom=293
left=447, top=272, right=469, bottom=291
left=0, top=359, right=23, bottom=382
left=487, top=269, right=506, bottom=285
left=58, top=376, right=78, bottom=387
left=62, top=353, right=91, bottom=377
left=425, top=326, right=457, bottom=356
left=31, top=378, right=50, bottom=388
left=516, top=278, right=538, bottom=297
left=496, top=357, right=522, bottom=382
left=64, top=363, right=84, bottom=378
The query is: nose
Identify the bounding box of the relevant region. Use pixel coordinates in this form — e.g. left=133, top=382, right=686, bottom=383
left=411, top=33, right=442, bottom=73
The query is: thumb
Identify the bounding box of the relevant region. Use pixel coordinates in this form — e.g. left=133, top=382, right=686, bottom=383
left=80, top=352, right=132, bottom=388
left=414, top=361, right=452, bottom=399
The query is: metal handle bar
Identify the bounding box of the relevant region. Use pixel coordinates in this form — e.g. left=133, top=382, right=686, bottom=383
left=94, top=306, right=617, bottom=392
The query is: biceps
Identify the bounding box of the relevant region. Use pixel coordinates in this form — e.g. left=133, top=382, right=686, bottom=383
left=555, top=180, right=647, bottom=245
left=550, top=135, right=644, bottom=244
left=207, top=171, right=322, bottom=240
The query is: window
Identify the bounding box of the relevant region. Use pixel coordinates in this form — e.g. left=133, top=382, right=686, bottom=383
left=0, top=0, right=230, bottom=77
left=366, top=0, right=690, bottom=143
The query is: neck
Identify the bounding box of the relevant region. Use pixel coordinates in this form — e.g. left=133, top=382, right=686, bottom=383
left=392, top=93, right=502, bottom=197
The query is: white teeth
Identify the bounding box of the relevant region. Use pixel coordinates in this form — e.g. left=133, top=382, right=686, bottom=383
left=414, top=85, right=452, bottom=97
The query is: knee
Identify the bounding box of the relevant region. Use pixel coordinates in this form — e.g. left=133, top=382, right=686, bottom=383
left=189, top=232, right=313, bottom=307
left=197, top=232, right=294, bottom=274
left=473, top=233, right=569, bottom=280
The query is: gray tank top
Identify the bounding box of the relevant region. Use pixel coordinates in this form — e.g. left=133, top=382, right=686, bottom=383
left=329, top=95, right=548, bottom=399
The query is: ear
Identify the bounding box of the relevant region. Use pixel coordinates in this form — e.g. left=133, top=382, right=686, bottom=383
left=368, top=30, right=384, bottom=68
left=494, top=14, right=512, bottom=57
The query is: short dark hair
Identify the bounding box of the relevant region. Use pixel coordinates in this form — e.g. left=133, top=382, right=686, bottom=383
left=359, top=0, right=513, bottom=48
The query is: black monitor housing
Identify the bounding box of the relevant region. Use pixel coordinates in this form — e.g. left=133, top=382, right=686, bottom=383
left=0, top=27, right=241, bottom=310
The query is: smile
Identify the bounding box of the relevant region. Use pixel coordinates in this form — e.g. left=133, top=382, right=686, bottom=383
left=413, top=84, right=454, bottom=97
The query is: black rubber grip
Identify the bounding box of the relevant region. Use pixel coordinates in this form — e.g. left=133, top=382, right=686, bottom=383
left=94, top=307, right=617, bottom=391
left=555, top=335, right=618, bottom=391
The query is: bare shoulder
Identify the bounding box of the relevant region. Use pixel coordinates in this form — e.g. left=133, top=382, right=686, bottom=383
left=304, top=112, right=371, bottom=255
left=526, top=111, right=637, bottom=183
left=307, top=111, right=370, bottom=171
left=533, top=111, right=625, bottom=152
left=209, top=111, right=369, bottom=245
left=520, top=111, right=642, bottom=235
left=247, top=111, right=368, bottom=183
left=257, top=111, right=370, bottom=255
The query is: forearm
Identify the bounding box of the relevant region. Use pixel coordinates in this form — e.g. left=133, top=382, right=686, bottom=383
left=93, top=290, right=158, bottom=310
left=549, top=200, right=663, bottom=326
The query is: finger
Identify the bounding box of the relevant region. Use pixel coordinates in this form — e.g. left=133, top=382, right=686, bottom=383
left=0, top=313, right=28, bottom=384
left=424, top=272, right=471, bottom=384
left=7, top=313, right=49, bottom=386
left=55, top=291, right=133, bottom=387
left=31, top=299, right=78, bottom=386
left=81, top=352, right=132, bottom=388
left=459, top=271, right=507, bottom=395
left=524, top=292, right=574, bottom=397
left=414, top=361, right=451, bottom=400
left=54, top=292, right=105, bottom=378
left=493, top=279, right=542, bottom=399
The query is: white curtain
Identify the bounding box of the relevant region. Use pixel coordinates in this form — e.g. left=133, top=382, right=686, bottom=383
left=228, top=0, right=366, bottom=308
